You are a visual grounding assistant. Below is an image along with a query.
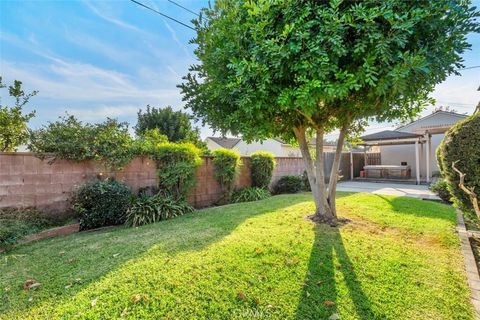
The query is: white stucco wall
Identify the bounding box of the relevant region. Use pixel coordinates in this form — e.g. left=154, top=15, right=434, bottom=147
left=397, top=112, right=466, bottom=134
left=205, top=139, right=223, bottom=152
left=205, top=138, right=304, bottom=157
left=379, top=133, right=444, bottom=178
left=234, top=139, right=303, bottom=157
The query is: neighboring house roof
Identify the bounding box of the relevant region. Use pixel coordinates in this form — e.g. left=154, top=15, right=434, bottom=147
left=395, top=110, right=467, bottom=133
left=360, top=130, right=422, bottom=141
left=207, top=137, right=241, bottom=149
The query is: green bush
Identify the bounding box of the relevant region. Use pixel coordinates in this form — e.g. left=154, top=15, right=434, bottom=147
left=125, top=194, right=194, bottom=227
left=73, top=179, right=132, bottom=230
left=0, top=209, right=60, bottom=248
left=302, top=170, right=311, bottom=191
left=132, top=128, right=169, bottom=157
left=250, top=151, right=275, bottom=189
left=152, top=142, right=202, bottom=200
left=430, top=179, right=452, bottom=203
left=231, top=187, right=271, bottom=203
left=29, top=116, right=134, bottom=170
left=437, top=113, right=480, bottom=213
left=212, top=148, right=241, bottom=203
left=273, top=175, right=303, bottom=194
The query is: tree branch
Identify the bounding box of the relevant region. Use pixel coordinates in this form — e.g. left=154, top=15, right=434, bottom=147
left=452, top=160, right=480, bottom=218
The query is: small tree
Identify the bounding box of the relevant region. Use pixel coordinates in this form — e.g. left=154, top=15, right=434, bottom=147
left=180, top=0, right=479, bottom=223
left=135, top=105, right=206, bottom=150
left=437, top=113, right=480, bottom=218
left=0, top=77, right=37, bottom=151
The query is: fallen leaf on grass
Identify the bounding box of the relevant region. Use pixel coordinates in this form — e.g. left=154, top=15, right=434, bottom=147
left=91, top=298, right=98, bottom=307
left=113, top=253, right=120, bottom=258
left=120, top=307, right=128, bottom=317
left=131, top=294, right=141, bottom=304
left=324, top=300, right=335, bottom=307
left=23, top=280, right=41, bottom=290
left=236, top=291, right=246, bottom=300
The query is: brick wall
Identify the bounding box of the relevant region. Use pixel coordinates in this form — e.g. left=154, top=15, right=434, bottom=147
left=0, top=153, right=304, bottom=212
left=0, top=153, right=157, bottom=212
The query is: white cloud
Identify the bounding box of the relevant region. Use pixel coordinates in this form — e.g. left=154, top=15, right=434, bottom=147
left=82, top=1, right=146, bottom=34
left=2, top=60, right=181, bottom=102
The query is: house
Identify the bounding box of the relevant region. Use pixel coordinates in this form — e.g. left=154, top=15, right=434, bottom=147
left=205, top=137, right=337, bottom=157
left=359, top=110, right=468, bottom=184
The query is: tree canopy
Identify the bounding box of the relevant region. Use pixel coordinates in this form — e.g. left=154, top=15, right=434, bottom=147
left=0, top=77, right=37, bottom=152
left=135, top=105, right=205, bottom=150
left=180, top=0, right=479, bottom=222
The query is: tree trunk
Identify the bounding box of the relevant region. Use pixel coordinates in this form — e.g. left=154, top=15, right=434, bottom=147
left=327, top=123, right=348, bottom=217
left=293, top=126, right=334, bottom=223
left=293, top=127, right=318, bottom=203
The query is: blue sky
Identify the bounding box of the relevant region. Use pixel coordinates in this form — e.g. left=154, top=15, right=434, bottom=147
left=0, top=0, right=479, bottom=139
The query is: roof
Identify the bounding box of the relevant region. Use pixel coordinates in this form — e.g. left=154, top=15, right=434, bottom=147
left=273, top=137, right=318, bottom=146
left=207, top=137, right=241, bottom=149
left=395, top=110, right=467, bottom=132
left=360, top=130, right=422, bottom=142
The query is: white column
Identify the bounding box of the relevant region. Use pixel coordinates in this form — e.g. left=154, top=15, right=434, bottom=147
left=350, top=151, right=354, bottom=180
left=425, top=138, right=430, bottom=183
left=415, top=140, right=420, bottom=185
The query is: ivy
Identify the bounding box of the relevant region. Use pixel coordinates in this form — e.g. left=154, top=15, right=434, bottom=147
left=212, top=148, right=241, bottom=203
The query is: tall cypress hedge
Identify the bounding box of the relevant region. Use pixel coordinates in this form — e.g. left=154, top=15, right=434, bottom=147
left=437, top=113, right=480, bottom=214
left=250, top=151, right=276, bottom=189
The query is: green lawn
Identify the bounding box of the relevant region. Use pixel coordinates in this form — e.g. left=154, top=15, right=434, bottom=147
left=0, top=193, right=473, bottom=319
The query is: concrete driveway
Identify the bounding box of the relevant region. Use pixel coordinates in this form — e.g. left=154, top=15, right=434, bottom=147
left=336, top=181, right=440, bottom=200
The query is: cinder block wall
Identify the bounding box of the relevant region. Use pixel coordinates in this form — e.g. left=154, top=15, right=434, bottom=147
left=0, top=153, right=305, bottom=212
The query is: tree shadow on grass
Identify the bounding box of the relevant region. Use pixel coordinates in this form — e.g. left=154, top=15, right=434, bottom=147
left=373, top=194, right=454, bottom=222
left=0, top=193, right=313, bottom=316
left=295, top=223, right=385, bottom=320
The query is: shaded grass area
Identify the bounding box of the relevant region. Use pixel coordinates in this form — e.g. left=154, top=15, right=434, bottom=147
left=0, top=192, right=473, bottom=319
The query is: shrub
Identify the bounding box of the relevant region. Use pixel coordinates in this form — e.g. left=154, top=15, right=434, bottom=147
left=151, top=142, right=202, bottom=200
left=125, top=194, right=194, bottom=227
left=73, top=179, right=132, bottom=230
left=302, top=170, right=311, bottom=191
left=430, top=179, right=452, bottom=203
left=437, top=113, right=480, bottom=214
left=250, top=151, right=275, bottom=189
left=231, top=187, right=271, bottom=203
left=212, top=148, right=241, bottom=203
left=29, top=116, right=134, bottom=170
left=132, top=128, right=169, bottom=157
left=273, top=175, right=303, bottom=194
left=0, top=209, right=60, bottom=248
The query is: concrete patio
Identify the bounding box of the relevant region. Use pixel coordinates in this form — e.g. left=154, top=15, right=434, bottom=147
left=337, top=181, right=440, bottom=200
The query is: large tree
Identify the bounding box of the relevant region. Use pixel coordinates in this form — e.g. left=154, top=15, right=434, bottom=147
left=0, top=77, right=37, bottom=152
left=135, top=105, right=205, bottom=149
left=180, top=0, right=479, bottom=223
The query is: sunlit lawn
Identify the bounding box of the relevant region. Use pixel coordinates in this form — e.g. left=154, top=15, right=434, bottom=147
left=0, top=192, right=473, bottom=319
